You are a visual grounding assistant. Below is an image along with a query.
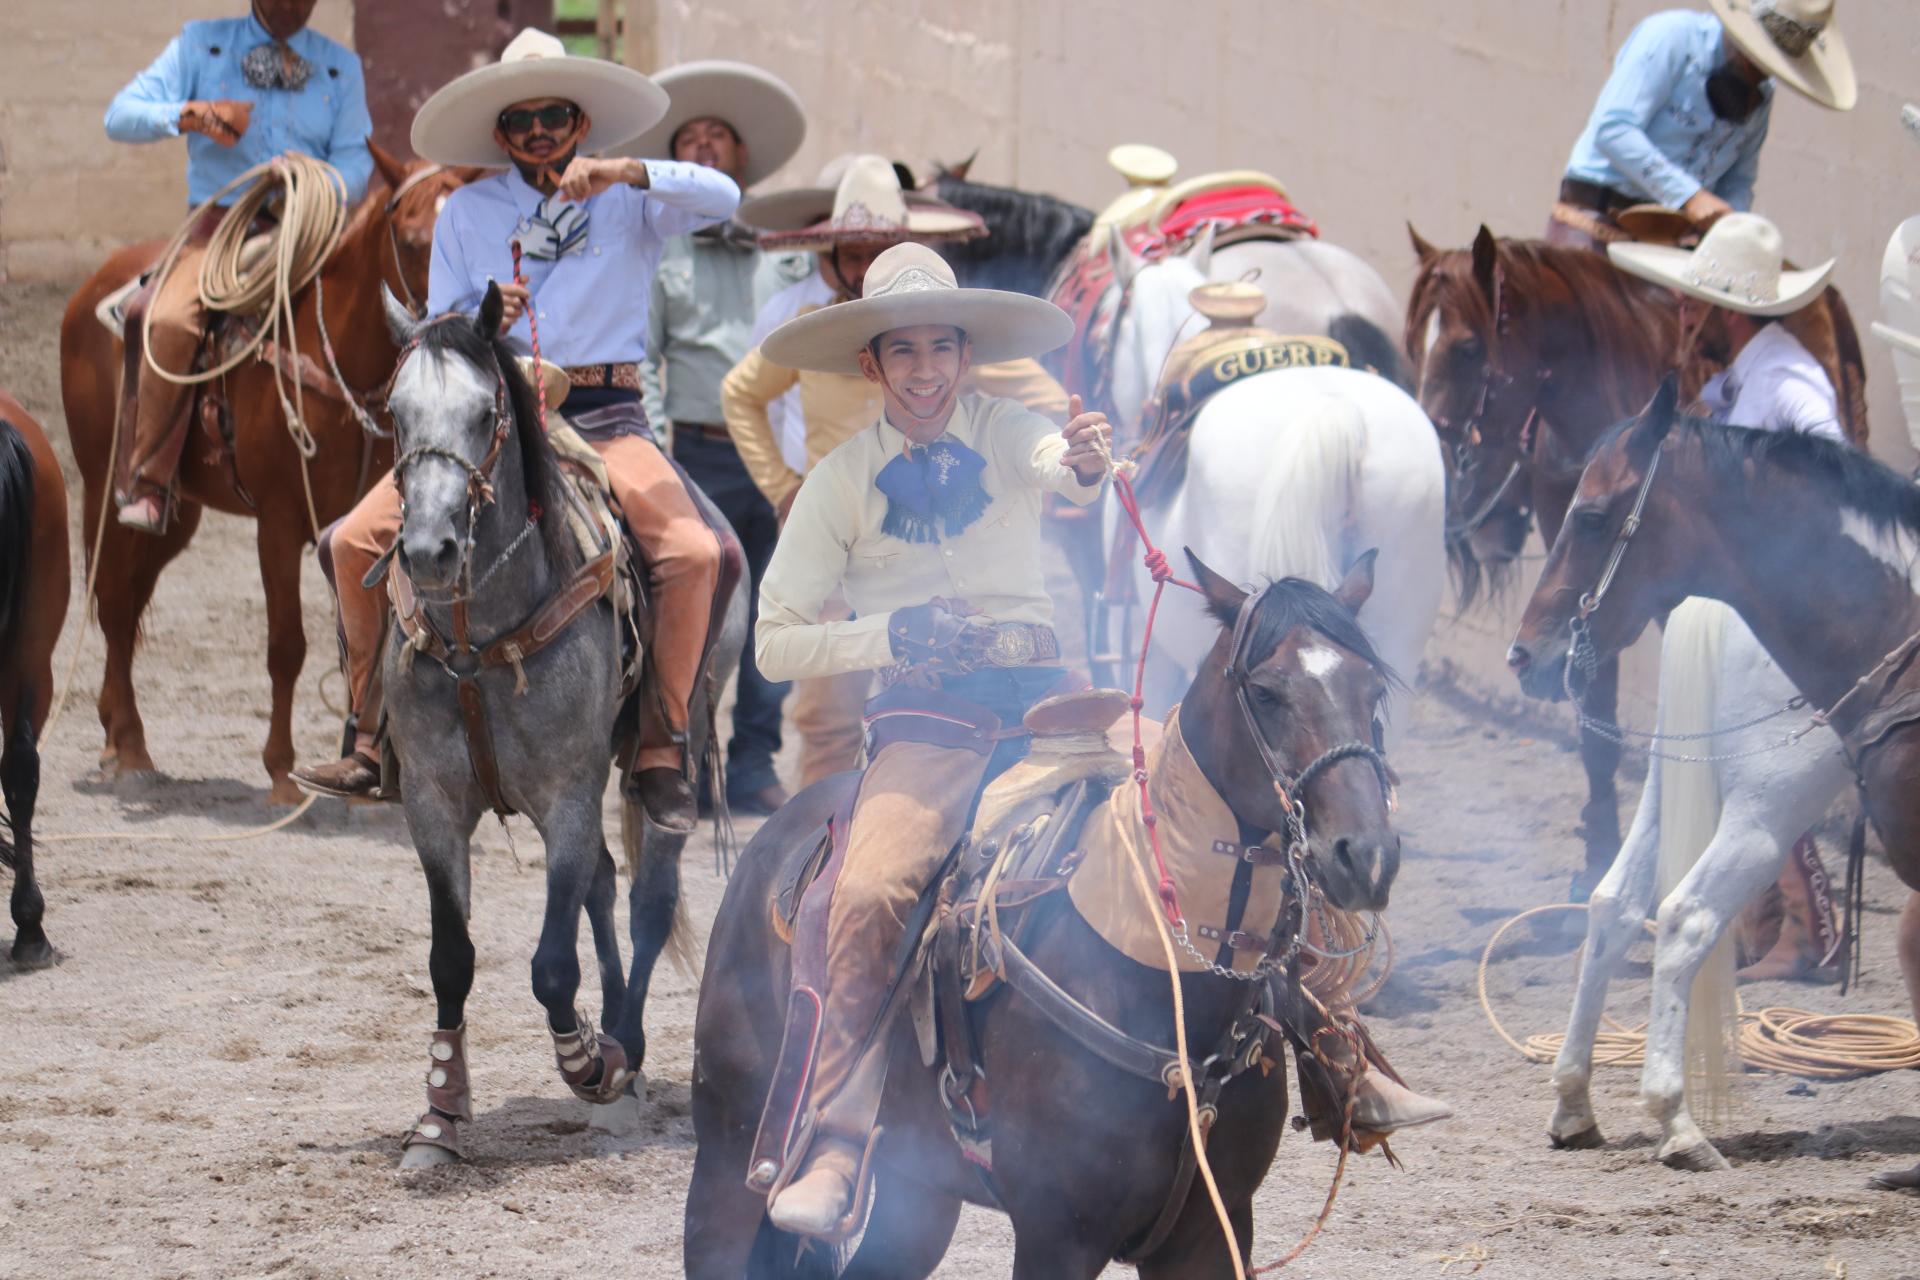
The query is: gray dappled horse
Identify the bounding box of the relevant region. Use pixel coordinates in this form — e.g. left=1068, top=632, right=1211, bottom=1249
left=377, top=284, right=744, bottom=1167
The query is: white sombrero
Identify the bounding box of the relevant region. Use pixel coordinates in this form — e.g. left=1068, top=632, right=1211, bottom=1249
left=761, top=242, right=1072, bottom=376
left=1709, top=0, right=1855, bottom=112
left=609, top=60, right=805, bottom=188
left=739, top=154, right=984, bottom=251
left=411, top=29, right=670, bottom=167
left=1607, top=212, right=1833, bottom=317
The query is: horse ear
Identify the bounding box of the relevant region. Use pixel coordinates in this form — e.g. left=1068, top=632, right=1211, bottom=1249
left=1470, top=224, right=1499, bottom=301
left=1631, top=372, right=1681, bottom=452
left=381, top=282, right=420, bottom=342
left=1183, top=547, right=1247, bottom=627
left=1183, top=223, right=1216, bottom=277
left=1333, top=549, right=1379, bottom=613
left=369, top=139, right=410, bottom=192
left=1107, top=228, right=1143, bottom=288
left=476, top=280, right=505, bottom=341
left=1408, top=222, right=1438, bottom=265
left=943, top=150, right=978, bottom=183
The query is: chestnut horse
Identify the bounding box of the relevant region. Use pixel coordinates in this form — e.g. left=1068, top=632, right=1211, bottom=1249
left=0, top=391, right=70, bottom=967
left=685, top=556, right=1400, bottom=1278
left=1506, top=383, right=1920, bottom=1184
left=58, top=143, right=476, bottom=802
left=1405, top=226, right=1868, bottom=896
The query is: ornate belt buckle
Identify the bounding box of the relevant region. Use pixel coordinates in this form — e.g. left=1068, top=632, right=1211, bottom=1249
left=985, top=623, right=1036, bottom=668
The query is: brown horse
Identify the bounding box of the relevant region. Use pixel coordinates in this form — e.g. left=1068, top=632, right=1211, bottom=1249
left=1404, top=225, right=1867, bottom=897
left=685, top=554, right=1400, bottom=1279
left=0, top=390, right=71, bottom=967
left=58, top=144, right=476, bottom=802
left=1505, top=381, right=1920, bottom=1185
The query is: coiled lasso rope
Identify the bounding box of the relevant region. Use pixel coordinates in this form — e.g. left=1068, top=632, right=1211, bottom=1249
left=140, top=153, right=350, bottom=539
left=1478, top=902, right=1920, bottom=1078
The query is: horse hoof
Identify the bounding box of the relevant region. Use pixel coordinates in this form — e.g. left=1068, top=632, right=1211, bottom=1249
left=1868, top=1163, right=1920, bottom=1192
left=590, top=1085, right=644, bottom=1136
left=268, top=778, right=306, bottom=807
left=1550, top=1124, right=1604, bottom=1151
left=9, top=934, right=55, bottom=970
left=398, top=1141, right=460, bottom=1170
left=1658, top=1140, right=1731, bottom=1172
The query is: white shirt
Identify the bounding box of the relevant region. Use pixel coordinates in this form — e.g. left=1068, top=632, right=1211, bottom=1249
left=749, top=270, right=836, bottom=471
left=1700, top=321, right=1843, bottom=443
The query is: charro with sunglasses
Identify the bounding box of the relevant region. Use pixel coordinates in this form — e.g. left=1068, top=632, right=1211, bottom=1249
left=292, top=29, right=743, bottom=836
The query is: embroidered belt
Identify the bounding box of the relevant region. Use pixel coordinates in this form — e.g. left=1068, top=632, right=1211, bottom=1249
left=562, top=362, right=643, bottom=391
left=979, top=622, right=1059, bottom=668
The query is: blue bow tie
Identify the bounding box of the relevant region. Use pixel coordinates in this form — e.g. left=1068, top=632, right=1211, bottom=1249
left=874, top=437, right=991, bottom=543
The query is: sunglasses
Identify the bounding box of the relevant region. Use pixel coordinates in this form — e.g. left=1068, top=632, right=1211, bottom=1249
left=497, top=104, right=579, bottom=135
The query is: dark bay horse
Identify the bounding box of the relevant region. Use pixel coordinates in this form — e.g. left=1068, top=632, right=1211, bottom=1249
left=1405, top=225, right=1867, bottom=896
left=1506, top=382, right=1920, bottom=1182
left=0, top=390, right=70, bottom=968
left=685, top=554, right=1400, bottom=1278
left=59, top=143, right=476, bottom=802
left=377, top=285, right=745, bottom=1166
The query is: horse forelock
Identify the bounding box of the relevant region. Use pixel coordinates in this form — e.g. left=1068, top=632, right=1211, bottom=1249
left=1237, top=577, right=1400, bottom=692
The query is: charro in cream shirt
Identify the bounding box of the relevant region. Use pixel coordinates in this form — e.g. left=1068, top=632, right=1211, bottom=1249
left=755, top=393, right=1102, bottom=682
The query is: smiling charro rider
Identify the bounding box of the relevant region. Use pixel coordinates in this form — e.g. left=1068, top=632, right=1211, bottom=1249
left=290, top=29, right=739, bottom=835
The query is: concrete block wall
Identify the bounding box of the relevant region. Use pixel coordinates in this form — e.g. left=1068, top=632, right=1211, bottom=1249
left=0, top=0, right=352, bottom=281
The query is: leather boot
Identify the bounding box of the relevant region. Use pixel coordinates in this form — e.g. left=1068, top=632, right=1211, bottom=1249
left=1738, top=835, right=1842, bottom=983
left=634, top=767, right=697, bottom=834
left=292, top=752, right=380, bottom=799
left=768, top=1135, right=862, bottom=1236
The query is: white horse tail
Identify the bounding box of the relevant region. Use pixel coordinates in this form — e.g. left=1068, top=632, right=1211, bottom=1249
left=1248, top=391, right=1365, bottom=589
left=1654, top=597, right=1741, bottom=1127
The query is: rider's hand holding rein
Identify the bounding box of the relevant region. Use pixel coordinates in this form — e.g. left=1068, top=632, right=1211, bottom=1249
left=491, top=281, right=531, bottom=333
left=556, top=156, right=651, bottom=203
left=180, top=99, right=252, bottom=147
left=1060, top=393, right=1113, bottom=484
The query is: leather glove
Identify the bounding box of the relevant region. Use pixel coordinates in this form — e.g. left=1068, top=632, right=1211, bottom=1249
left=887, top=598, right=990, bottom=674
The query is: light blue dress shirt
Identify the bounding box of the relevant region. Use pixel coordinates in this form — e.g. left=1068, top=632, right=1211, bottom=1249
left=104, top=14, right=373, bottom=208
left=1563, top=9, right=1772, bottom=211
left=426, top=162, right=741, bottom=368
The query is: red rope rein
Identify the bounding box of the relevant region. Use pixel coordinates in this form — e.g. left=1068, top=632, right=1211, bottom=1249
left=509, top=240, right=549, bottom=437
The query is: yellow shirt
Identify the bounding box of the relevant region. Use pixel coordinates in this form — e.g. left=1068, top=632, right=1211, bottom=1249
left=755, top=393, right=1103, bottom=682
left=720, top=311, right=1071, bottom=510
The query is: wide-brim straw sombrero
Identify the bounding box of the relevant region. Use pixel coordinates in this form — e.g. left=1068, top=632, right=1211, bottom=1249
left=739, top=154, right=984, bottom=251
left=411, top=28, right=669, bottom=167
left=1608, top=212, right=1833, bottom=317
left=1709, top=0, right=1855, bottom=112
left=761, top=242, right=1072, bottom=376
left=610, top=60, right=805, bottom=189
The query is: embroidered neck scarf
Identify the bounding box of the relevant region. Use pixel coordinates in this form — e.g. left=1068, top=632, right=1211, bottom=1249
left=512, top=196, right=590, bottom=262
left=242, top=40, right=310, bottom=91
left=875, top=436, right=991, bottom=543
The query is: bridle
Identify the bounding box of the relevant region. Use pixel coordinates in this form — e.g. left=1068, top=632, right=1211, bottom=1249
left=1563, top=440, right=1664, bottom=696
left=384, top=164, right=446, bottom=318
left=388, top=329, right=538, bottom=607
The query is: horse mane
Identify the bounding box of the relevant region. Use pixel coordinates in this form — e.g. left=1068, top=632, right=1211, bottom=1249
left=930, top=171, right=1094, bottom=295
left=1209, top=576, right=1402, bottom=690
left=1623, top=414, right=1920, bottom=540
left=414, top=316, right=576, bottom=571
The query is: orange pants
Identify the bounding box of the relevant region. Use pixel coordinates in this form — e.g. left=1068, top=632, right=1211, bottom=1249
left=332, top=431, right=719, bottom=770
left=116, top=240, right=210, bottom=503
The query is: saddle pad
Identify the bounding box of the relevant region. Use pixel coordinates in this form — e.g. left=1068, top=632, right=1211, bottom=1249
left=1152, top=178, right=1319, bottom=246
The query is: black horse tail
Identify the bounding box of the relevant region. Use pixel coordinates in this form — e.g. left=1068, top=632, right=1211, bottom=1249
left=1328, top=314, right=1411, bottom=393
left=0, top=419, right=36, bottom=659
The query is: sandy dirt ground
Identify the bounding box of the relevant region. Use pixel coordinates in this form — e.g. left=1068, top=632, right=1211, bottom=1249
left=2, top=278, right=1917, bottom=1279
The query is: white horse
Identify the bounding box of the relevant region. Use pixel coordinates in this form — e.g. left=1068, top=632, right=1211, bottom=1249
left=1103, top=233, right=1447, bottom=740
left=1211, top=238, right=1403, bottom=349
left=1545, top=599, right=1851, bottom=1172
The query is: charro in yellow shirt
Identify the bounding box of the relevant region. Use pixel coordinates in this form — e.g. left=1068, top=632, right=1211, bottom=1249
left=721, top=323, right=1069, bottom=511
left=755, top=392, right=1101, bottom=682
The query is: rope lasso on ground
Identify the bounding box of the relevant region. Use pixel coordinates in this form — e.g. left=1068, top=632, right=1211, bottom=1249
left=1477, top=902, right=1920, bottom=1077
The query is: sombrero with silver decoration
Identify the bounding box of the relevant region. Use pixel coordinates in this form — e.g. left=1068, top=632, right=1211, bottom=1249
left=1708, top=0, right=1855, bottom=112
left=610, top=60, right=805, bottom=188
left=411, top=28, right=669, bottom=167
left=761, top=242, right=1072, bottom=376
left=1607, top=212, right=1833, bottom=317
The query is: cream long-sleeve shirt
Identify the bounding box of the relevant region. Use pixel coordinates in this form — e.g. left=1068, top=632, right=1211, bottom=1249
left=721, top=312, right=1072, bottom=510
left=755, top=393, right=1103, bottom=682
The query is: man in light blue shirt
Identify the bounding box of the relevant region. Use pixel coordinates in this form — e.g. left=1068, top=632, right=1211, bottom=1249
left=295, top=29, right=741, bottom=836
left=1551, top=4, right=1854, bottom=249
left=103, top=0, right=374, bottom=533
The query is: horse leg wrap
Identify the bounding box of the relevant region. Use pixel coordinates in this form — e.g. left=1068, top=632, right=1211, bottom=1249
left=552, top=1009, right=632, bottom=1104
left=401, top=1024, right=471, bottom=1159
